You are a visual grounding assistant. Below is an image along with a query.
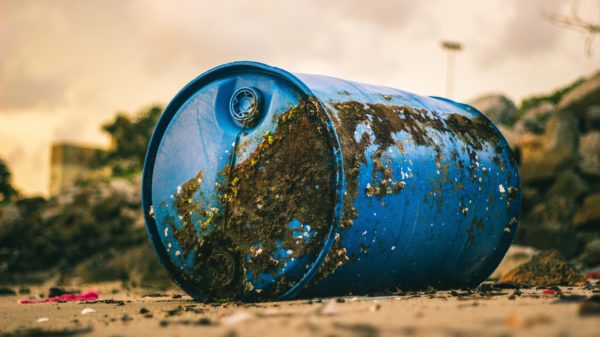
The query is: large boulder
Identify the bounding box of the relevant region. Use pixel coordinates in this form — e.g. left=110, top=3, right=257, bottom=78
left=469, top=94, right=518, bottom=126
left=516, top=195, right=583, bottom=258
left=579, top=131, right=600, bottom=177
left=0, top=203, right=20, bottom=238
left=558, top=70, right=600, bottom=120
left=496, top=125, right=519, bottom=150
left=573, top=193, right=600, bottom=230
left=514, top=101, right=554, bottom=135
left=517, top=110, right=579, bottom=181
left=584, top=105, right=600, bottom=131
left=577, top=238, right=600, bottom=267
left=546, top=169, right=589, bottom=200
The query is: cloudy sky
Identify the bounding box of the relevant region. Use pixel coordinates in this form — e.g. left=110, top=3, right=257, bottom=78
left=1, top=0, right=599, bottom=196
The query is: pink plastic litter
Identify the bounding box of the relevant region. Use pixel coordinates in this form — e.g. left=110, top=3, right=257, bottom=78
left=586, top=271, right=600, bottom=279
left=18, top=290, right=98, bottom=304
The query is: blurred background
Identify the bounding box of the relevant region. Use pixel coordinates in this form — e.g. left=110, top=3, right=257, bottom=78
left=0, top=0, right=599, bottom=288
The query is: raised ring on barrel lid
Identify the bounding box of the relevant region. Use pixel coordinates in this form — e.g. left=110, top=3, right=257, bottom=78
left=229, top=87, right=262, bottom=128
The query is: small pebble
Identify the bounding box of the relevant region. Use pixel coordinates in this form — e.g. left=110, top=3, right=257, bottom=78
left=81, top=308, right=96, bottom=315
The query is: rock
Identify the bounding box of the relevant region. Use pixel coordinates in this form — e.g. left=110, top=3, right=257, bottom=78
left=573, top=194, right=600, bottom=229
left=579, top=132, right=600, bottom=177
left=577, top=239, right=600, bottom=267
left=584, top=105, right=600, bottom=131
left=578, top=295, right=600, bottom=316
left=498, top=250, right=586, bottom=287
left=526, top=196, right=576, bottom=231
left=0, top=287, right=16, bottom=296
left=546, top=170, right=589, bottom=200
left=469, top=94, right=518, bottom=126
left=521, top=186, right=542, bottom=212
left=496, top=125, right=518, bottom=150
left=109, top=177, right=140, bottom=204
left=542, top=109, right=579, bottom=165
left=515, top=196, right=583, bottom=258
left=515, top=134, right=548, bottom=180
left=514, top=101, right=555, bottom=135
left=517, top=110, right=579, bottom=182
left=490, top=245, right=537, bottom=279
left=558, top=70, right=600, bottom=117
left=0, top=203, right=20, bottom=238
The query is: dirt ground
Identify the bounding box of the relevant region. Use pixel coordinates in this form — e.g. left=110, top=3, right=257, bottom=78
left=0, top=282, right=598, bottom=337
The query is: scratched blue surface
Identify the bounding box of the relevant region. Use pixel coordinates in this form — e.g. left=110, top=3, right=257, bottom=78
left=142, top=61, right=520, bottom=300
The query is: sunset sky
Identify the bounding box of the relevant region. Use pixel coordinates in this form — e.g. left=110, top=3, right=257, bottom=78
left=1, top=0, right=599, bottom=196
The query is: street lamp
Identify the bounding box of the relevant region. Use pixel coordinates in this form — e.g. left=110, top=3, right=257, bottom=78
left=441, top=40, right=463, bottom=99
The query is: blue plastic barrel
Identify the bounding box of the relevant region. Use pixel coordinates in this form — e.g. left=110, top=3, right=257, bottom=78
left=142, top=61, right=520, bottom=301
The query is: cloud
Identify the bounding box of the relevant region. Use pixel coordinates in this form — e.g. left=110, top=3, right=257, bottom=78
left=477, top=0, right=569, bottom=65
left=0, top=0, right=598, bottom=195
left=318, top=0, right=423, bottom=30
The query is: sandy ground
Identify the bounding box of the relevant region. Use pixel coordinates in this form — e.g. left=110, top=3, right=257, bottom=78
left=0, top=282, right=599, bottom=337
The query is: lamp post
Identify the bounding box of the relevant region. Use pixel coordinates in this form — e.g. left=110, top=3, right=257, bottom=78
left=441, top=40, right=463, bottom=99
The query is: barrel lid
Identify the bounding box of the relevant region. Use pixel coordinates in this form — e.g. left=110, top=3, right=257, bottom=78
left=142, top=62, right=344, bottom=301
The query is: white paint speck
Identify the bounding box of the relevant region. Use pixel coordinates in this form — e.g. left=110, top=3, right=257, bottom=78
left=391, top=246, right=396, bottom=250
left=498, top=184, right=506, bottom=194
left=164, top=228, right=169, bottom=237
left=175, top=250, right=181, bottom=257
left=37, top=317, right=49, bottom=323
left=362, top=230, right=367, bottom=236
left=176, top=185, right=182, bottom=194
left=81, top=308, right=96, bottom=315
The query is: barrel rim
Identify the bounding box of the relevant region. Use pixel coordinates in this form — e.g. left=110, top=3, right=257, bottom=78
left=141, top=61, right=346, bottom=300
